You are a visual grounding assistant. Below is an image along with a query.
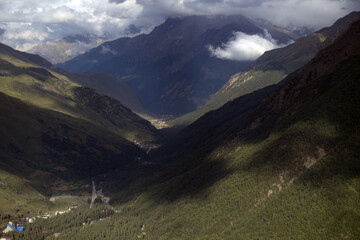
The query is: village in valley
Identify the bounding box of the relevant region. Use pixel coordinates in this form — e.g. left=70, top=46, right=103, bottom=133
left=1, top=180, right=111, bottom=239
left=2, top=205, right=76, bottom=234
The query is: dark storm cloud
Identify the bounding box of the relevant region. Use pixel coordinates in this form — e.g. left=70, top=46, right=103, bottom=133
left=136, top=0, right=360, bottom=29
left=0, top=0, right=359, bottom=51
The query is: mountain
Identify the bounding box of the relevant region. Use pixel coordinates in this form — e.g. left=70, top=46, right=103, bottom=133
left=0, top=43, right=161, bottom=143
left=115, top=18, right=360, bottom=239
left=0, top=42, right=163, bottom=223
left=10, top=15, right=360, bottom=240
left=62, top=72, right=149, bottom=115
left=28, top=34, right=105, bottom=64
left=0, top=86, right=147, bottom=228
left=285, top=25, right=315, bottom=37
left=170, top=11, right=360, bottom=126
left=59, top=15, right=297, bottom=115
left=15, top=50, right=151, bottom=115
left=4, top=14, right=360, bottom=240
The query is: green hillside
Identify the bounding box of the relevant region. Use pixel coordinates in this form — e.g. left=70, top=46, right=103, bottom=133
left=69, top=72, right=149, bottom=115
left=0, top=90, right=143, bottom=226
left=0, top=43, right=163, bottom=228
left=11, top=18, right=360, bottom=240
left=170, top=11, right=360, bottom=127
left=0, top=43, right=161, bottom=143
left=170, top=70, right=287, bottom=126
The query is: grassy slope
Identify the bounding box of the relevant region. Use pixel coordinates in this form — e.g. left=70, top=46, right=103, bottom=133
left=170, top=70, right=286, bottom=126
left=44, top=20, right=360, bottom=240
left=170, top=11, right=360, bottom=127
left=0, top=169, right=50, bottom=221
left=49, top=68, right=152, bottom=116
left=0, top=50, right=159, bottom=141
left=69, top=72, right=149, bottom=115
left=0, top=44, right=162, bottom=227
left=0, top=90, right=142, bottom=227
left=0, top=45, right=161, bottom=143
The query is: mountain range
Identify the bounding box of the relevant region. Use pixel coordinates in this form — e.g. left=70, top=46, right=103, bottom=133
left=90, top=16, right=360, bottom=239
left=0, top=11, right=360, bottom=240
left=59, top=15, right=297, bottom=115
left=0, top=42, right=162, bottom=221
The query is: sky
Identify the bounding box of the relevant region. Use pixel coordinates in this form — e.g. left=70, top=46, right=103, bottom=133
left=0, top=0, right=359, bottom=52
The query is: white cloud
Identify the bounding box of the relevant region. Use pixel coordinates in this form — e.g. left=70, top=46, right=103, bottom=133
left=208, top=30, right=289, bottom=61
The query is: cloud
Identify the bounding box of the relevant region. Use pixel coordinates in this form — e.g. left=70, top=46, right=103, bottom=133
left=109, top=0, right=127, bottom=3
left=208, top=30, right=289, bottom=61
left=136, top=0, right=360, bottom=29
left=0, top=0, right=358, bottom=52
left=0, top=0, right=143, bottom=50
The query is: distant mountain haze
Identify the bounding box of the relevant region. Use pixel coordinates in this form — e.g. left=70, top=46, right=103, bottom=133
left=28, top=34, right=105, bottom=64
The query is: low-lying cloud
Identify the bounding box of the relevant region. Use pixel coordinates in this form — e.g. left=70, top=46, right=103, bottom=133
left=208, top=30, right=288, bottom=61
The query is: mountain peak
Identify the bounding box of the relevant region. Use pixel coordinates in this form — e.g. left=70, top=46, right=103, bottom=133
left=59, top=15, right=296, bottom=115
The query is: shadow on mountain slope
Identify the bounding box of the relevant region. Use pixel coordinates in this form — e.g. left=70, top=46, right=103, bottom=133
left=0, top=91, right=144, bottom=196
left=116, top=20, right=360, bottom=205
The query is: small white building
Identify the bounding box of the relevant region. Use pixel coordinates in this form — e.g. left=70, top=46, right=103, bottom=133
left=26, top=217, right=35, bottom=223
left=55, top=211, right=68, bottom=216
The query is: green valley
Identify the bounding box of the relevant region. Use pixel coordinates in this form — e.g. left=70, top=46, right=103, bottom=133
left=0, top=42, right=162, bottom=229
left=0, top=7, right=359, bottom=240
left=4, top=15, right=360, bottom=240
